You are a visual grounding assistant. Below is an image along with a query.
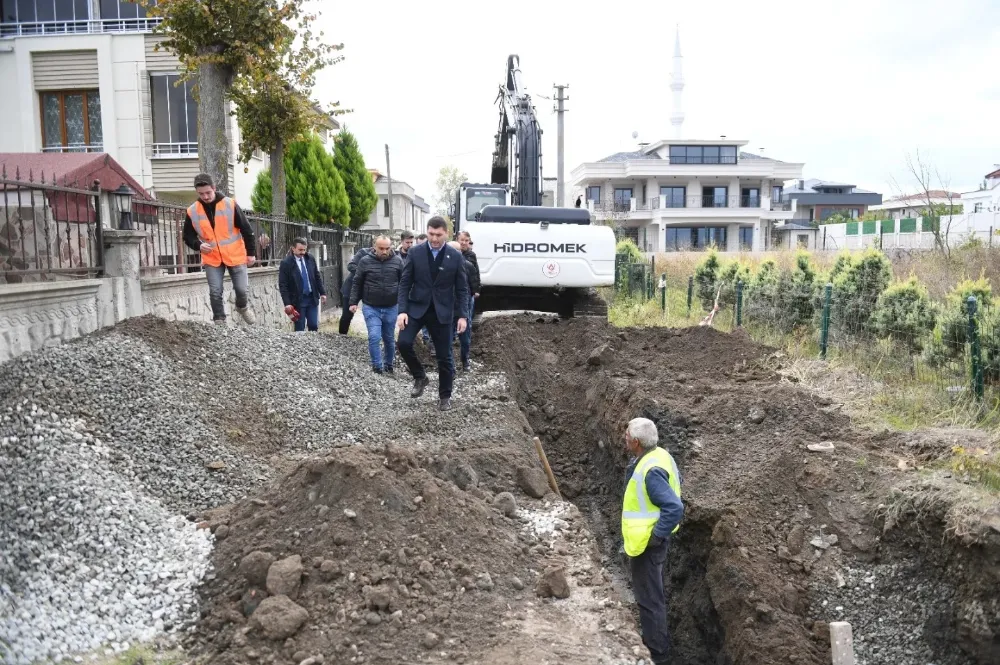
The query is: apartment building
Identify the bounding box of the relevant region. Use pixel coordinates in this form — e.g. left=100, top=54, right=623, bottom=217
left=362, top=170, right=431, bottom=234
left=0, top=0, right=271, bottom=207
left=782, top=179, right=883, bottom=223
left=571, top=140, right=804, bottom=252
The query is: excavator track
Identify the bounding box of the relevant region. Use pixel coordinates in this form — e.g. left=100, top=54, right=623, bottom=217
left=570, top=288, right=609, bottom=319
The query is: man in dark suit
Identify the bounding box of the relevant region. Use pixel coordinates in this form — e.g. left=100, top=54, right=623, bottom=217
left=396, top=216, right=469, bottom=411
left=278, top=237, right=326, bottom=332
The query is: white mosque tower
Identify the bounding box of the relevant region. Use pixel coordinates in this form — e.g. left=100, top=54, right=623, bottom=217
left=670, top=26, right=685, bottom=139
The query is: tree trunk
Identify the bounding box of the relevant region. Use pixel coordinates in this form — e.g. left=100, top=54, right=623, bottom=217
left=197, top=59, right=233, bottom=196
left=270, top=137, right=287, bottom=219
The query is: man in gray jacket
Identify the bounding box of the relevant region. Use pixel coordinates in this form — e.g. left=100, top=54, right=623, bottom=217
left=349, top=236, right=404, bottom=373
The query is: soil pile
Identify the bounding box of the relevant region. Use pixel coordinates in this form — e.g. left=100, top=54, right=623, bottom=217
left=187, top=445, right=642, bottom=664
left=477, top=314, right=998, bottom=665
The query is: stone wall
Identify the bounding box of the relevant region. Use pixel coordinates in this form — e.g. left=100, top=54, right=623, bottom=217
left=141, top=267, right=289, bottom=327
left=0, top=279, right=113, bottom=363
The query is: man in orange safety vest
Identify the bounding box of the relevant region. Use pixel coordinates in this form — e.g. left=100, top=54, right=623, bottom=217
left=182, top=173, right=257, bottom=325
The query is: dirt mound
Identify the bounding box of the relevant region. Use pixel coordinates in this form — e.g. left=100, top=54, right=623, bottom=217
left=477, top=314, right=997, bottom=665
left=188, top=444, right=642, bottom=664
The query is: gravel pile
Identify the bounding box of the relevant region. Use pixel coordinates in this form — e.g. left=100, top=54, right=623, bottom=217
left=0, top=404, right=212, bottom=664
left=809, top=557, right=975, bottom=665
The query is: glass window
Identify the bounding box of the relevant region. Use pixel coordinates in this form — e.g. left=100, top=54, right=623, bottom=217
left=585, top=185, right=600, bottom=203
left=685, top=146, right=703, bottom=162
left=703, top=146, right=720, bottom=164
left=740, top=227, right=753, bottom=249
left=669, top=146, right=686, bottom=164
left=40, top=90, right=102, bottom=151
left=772, top=186, right=783, bottom=202
left=721, top=146, right=737, bottom=163
left=660, top=186, right=685, bottom=208
left=613, top=188, right=632, bottom=211
left=465, top=188, right=505, bottom=221
left=150, top=74, right=198, bottom=148
left=101, top=0, right=148, bottom=20
left=383, top=198, right=390, bottom=217
left=703, top=187, right=727, bottom=208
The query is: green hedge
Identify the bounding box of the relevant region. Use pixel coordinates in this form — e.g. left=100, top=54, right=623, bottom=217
left=846, top=222, right=859, bottom=236
left=862, top=220, right=877, bottom=235
left=880, top=219, right=895, bottom=233
left=899, top=218, right=917, bottom=233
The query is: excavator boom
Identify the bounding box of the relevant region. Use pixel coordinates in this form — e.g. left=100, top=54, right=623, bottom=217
left=491, top=55, right=542, bottom=207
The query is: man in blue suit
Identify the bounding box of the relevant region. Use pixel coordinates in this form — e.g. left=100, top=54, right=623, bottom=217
left=396, top=216, right=469, bottom=411
left=278, top=238, right=326, bottom=331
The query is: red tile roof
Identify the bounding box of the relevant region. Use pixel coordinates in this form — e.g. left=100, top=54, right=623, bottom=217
left=0, top=152, right=152, bottom=199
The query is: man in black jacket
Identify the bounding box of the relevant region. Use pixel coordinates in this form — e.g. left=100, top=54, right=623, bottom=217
left=398, top=230, right=414, bottom=261
left=448, top=240, right=480, bottom=371
left=456, top=231, right=481, bottom=371
left=350, top=236, right=404, bottom=373
left=278, top=238, right=326, bottom=332
left=396, top=217, right=469, bottom=411
left=338, top=244, right=372, bottom=335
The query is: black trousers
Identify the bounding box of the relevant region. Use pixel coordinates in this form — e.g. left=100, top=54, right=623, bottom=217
left=338, top=308, right=354, bottom=335
left=630, top=536, right=671, bottom=664
left=397, top=305, right=455, bottom=398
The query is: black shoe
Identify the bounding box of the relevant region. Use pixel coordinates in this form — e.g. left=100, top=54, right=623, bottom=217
left=461, top=360, right=471, bottom=372
left=372, top=366, right=383, bottom=375
left=411, top=376, right=430, bottom=398
left=384, top=365, right=394, bottom=375
left=438, top=398, right=453, bottom=411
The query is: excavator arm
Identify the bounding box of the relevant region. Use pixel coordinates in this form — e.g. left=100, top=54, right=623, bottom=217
left=491, top=55, right=542, bottom=207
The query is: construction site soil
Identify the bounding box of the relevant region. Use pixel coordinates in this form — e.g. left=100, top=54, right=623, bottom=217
left=8, top=315, right=996, bottom=665
left=476, top=315, right=999, bottom=665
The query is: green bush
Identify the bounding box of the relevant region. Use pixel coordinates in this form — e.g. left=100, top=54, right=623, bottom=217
left=693, top=249, right=723, bottom=310
left=615, top=238, right=646, bottom=293
left=744, top=253, right=818, bottom=333
left=870, top=277, right=937, bottom=353
left=923, top=277, right=994, bottom=368
left=827, top=249, right=892, bottom=338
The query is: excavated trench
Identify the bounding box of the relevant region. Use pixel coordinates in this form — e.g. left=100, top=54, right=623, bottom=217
left=479, top=314, right=998, bottom=665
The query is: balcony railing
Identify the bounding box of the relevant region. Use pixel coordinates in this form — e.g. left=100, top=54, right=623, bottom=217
left=668, top=155, right=738, bottom=165
left=701, top=195, right=731, bottom=208
left=0, top=18, right=162, bottom=38
left=42, top=144, right=104, bottom=153
left=152, top=142, right=198, bottom=158
left=771, top=197, right=792, bottom=211
left=740, top=195, right=761, bottom=208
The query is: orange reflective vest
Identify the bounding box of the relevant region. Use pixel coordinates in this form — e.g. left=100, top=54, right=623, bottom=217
left=188, top=197, right=246, bottom=267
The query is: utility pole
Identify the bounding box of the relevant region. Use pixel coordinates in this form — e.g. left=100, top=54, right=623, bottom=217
left=553, top=84, right=568, bottom=207
left=385, top=144, right=394, bottom=231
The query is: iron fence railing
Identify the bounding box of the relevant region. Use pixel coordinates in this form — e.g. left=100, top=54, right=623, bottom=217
left=0, top=18, right=161, bottom=38
left=151, top=143, right=198, bottom=157
left=0, top=166, right=103, bottom=281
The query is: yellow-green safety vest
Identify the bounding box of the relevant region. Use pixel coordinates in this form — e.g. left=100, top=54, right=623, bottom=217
left=621, top=446, right=681, bottom=557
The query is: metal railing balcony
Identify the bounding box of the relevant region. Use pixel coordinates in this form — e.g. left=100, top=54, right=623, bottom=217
left=152, top=142, right=198, bottom=157
left=0, top=18, right=162, bottom=38
left=740, top=195, right=761, bottom=208
left=41, top=144, right=104, bottom=153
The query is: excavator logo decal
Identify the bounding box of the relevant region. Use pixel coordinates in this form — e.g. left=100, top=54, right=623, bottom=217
left=493, top=243, right=586, bottom=253
left=542, top=261, right=561, bottom=278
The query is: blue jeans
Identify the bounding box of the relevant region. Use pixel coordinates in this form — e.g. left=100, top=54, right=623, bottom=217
left=294, top=299, right=319, bottom=332
left=362, top=304, right=398, bottom=369
left=457, top=297, right=474, bottom=363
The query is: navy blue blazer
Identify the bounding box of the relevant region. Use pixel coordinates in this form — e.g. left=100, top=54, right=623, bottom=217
left=397, top=242, right=469, bottom=324
left=278, top=252, right=325, bottom=307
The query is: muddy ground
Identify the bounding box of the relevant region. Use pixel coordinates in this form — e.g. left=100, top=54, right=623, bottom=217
left=85, top=315, right=999, bottom=665
left=476, top=315, right=999, bottom=665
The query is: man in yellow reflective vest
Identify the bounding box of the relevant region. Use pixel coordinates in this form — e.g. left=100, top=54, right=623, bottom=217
left=182, top=173, right=257, bottom=325
left=621, top=417, right=683, bottom=665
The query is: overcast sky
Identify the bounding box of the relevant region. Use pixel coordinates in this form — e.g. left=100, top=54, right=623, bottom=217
left=314, top=0, right=1000, bottom=212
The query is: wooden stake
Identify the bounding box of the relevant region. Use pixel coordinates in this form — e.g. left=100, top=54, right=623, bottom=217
left=532, top=437, right=562, bottom=500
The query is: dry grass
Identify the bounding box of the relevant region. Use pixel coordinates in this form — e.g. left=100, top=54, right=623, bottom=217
left=88, top=645, right=188, bottom=665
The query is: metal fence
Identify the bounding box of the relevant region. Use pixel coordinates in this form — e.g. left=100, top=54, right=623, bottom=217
left=613, top=253, right=1000, bottom=422
left=0, top=166, right=103, bottom=282
left=131, top=196, right=374, bottom=304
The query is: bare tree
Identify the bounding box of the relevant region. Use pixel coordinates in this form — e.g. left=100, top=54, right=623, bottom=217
left=891, top=150, right=961, bottom=257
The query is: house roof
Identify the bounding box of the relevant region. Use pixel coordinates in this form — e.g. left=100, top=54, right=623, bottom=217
left=776, top=222, right=817, bottom=232
left=784, top=178, right=877, bottom=195
left=597, top=150, right=662, bottom=163
left=984, top=167, right=1000, bottom=180
left=0, top=152, right=153, bottom=199
left=883, top=190, right=960, bottom=203
left=414, top=195, right=430, bottom=213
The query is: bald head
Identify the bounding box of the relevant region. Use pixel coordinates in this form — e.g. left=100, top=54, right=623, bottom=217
left=447, top=240, right=461, bottom=250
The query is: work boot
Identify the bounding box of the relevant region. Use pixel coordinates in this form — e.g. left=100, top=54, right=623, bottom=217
left=214, top=319, right=226, bottom=326
left=410, top=376, right=429, bottom=398
left=438, top=398, right=453, bottom=412
left=461, top=359, right=471, bottom=372
left=384, top=365, right=394, bottom=375
left=236, top=307, right=256, bottom=325
left=372, top=366, right=383, bottom=375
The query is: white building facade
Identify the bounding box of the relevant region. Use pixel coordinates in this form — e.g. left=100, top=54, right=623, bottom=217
left=0, top=1, right=269, bottom=207
left=961, top=167, right=1000, bottom=216
left=362, top=171, right=430, bottom=234
left=571, top=140, right=804, bottom=253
